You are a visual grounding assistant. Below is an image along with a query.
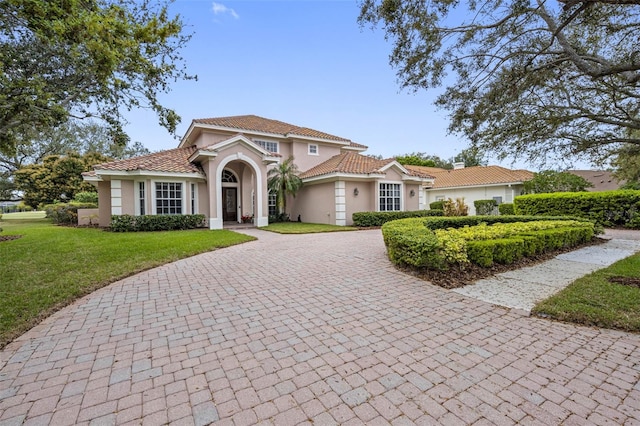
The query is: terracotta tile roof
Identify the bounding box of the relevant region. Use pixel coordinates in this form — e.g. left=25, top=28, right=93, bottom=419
left=406, top=165, right=534, bottom=188
left=300, top=152, right=434, bottom=179
left=88, top=146, right=204, bottom=175
left=193, top=115, right=360, bottom=145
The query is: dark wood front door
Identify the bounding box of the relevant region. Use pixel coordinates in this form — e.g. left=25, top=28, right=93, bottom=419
left=223, top=187, right=237, bottom=221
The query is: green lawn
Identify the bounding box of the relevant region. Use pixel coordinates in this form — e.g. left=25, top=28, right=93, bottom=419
left=0, top=218, right=254, bottom=348
left=259, top=222, right=358, bottom=234
left=532, top=252, right=640, bottom=332
left=1, top=211, right=46, bottom=219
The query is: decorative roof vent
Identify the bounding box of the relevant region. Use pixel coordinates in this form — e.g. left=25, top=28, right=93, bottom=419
left=453, top=162, right=465, bottom=170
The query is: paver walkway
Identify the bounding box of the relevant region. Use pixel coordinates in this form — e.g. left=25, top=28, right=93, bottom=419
left=1, top=229, right=639, bottom=425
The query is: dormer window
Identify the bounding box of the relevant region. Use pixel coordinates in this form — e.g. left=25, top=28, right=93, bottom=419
left=308, top=144, right=318, bottom=155
left=254, top=139, right=279, bottom=153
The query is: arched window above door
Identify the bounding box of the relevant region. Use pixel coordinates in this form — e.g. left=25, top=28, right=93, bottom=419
left=222, top=169, right=238, bottom=183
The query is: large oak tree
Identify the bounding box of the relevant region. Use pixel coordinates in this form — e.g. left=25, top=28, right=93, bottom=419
left=0, top=0, right=194, bottom=154
left=359, top=0, right=640, bottom=166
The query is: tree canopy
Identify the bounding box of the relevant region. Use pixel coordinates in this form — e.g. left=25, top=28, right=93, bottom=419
left=359, top=0, right=640, bottom=166
left=14, top=152, right=110, bottom=208
left=0, top=0, right=194, bottom=154
left=395, top=148, right=487, bottom=169
left=523, top=170, right=593, bottom=194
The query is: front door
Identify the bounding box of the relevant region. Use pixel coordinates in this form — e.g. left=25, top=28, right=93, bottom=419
left=223, top=187, right=237, bottom=221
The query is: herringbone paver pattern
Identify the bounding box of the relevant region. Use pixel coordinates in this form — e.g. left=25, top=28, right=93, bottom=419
left=1, top=229, right=639, bottom=425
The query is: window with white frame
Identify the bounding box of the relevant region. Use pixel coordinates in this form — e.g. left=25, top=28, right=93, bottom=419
left=138, top=182, right=146, bottom=215
left=155, top=182, right=183, bottom=215
left=435, top=195, right=445, bottom=201
left=268, top=191, right=277, bottom=216
left=308, top=144, right=318, bottom=155
left=379, top=183, right=401, bottom=211
left=493, top=196, right=503, bottom=204
left=191, top=183, right=197, bottom=214
left=254, top=140, right=279, bottom=153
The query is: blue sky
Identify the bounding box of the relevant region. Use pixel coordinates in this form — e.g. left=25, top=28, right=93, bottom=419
left=124, top=0, right=522, bottom=167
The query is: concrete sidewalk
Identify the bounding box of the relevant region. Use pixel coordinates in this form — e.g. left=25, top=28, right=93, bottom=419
left=453, top=236, right=640, bottom=312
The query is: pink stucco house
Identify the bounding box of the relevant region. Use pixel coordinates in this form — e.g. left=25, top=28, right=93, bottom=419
left=83, top=115, right=435, bottom=228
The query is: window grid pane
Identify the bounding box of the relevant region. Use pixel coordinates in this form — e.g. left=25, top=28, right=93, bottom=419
left=379, top=183, right=401, bottom=212
left=155, top=182, right=183, bottom=215
left=139, top=182, right=145, bottom=215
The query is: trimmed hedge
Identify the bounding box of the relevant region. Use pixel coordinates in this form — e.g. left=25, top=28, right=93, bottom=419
left=111, top=214, right=207, bottom=232
left=352, top=209, right=443, bottom=227
left=474, top=199, right=497, bottom=215
left=498, top=203, right=515, bottom=215
left=382, top=218, right=595, bottom=270
left=420, top=214, right=594, bottom=230
left=44, top=202, right=98, bottom=225
left=514, top=190, right=640, bottom=228
left=429, top=201, right=445, bottom=210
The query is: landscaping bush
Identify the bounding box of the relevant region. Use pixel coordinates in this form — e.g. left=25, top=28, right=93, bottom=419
left=443, top=198, right=468, bottom=216
left=110, top=214, right=207, bottom=232
left=421, top=214, right=594, bottom=230
left=429, top=201, right=445, bottom=210
left=269, top=213, right=290, bottom=223
left=73, top=191, right=99, bottom=204
left=514, top=190, right=640, bottom=228
left=474, top=199, right=497, bottom=215
left=498, top=203, right=515, bottom=215
left=44, top=202, right=98, bottom=225
left=382, top=217, right=595, bottom=270
left=352, top=209, right=443, bottom=227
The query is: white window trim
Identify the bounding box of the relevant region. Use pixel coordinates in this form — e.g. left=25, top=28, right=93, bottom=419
left=308, top=143, right=319, bottom=156
left=254, top=139, right=279, bottom=154
left=190, top=182, right=198, bottom=215
left=135, top=180, right=146, bottom=216
left=377, top=181, right=403, bottom=212
left=151, top=180, right=187, bottom=215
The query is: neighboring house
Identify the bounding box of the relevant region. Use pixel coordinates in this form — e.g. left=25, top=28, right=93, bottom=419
left=567, top=170, right=625, bottom=192
left=83, top=115, right=435, bottom=228
left=406, top=163, right=534, bottom=215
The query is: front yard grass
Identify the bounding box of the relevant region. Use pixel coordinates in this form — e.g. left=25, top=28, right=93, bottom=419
left=532, top=252, right=640, bottom=332
left=260, top=222, right=357, bottom=234
left=0, top=218, right=255, bottom=348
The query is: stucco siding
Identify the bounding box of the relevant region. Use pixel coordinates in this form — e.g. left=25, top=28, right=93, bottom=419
left=404, top=183, right=421, bottom=211
left=121, top=180, right=135, bottom=216
left=425, top=184, right=524, bottom=215
left=292, top=141, right=343, bottom=172
left=191, top=131, right=231, bottom=149
left=345, top=181, right=375, bottom=225
left=290, top=182, right=336, bottom=224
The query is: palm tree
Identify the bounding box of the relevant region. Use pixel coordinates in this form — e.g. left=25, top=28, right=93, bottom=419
left=267, top=156, right=303, bottom=217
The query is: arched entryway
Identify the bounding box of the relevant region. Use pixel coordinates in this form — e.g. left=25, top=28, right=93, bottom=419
left=213, top=153, right=268, bottom=229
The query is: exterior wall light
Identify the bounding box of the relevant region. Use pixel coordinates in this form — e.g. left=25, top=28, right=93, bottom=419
left=410, top=189, right=416, bottom=197
left=353, top=188, right=359, bottom=196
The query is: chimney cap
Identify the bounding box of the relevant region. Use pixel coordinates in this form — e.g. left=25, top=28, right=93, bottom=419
left=453, top=162, right=465, bottom=170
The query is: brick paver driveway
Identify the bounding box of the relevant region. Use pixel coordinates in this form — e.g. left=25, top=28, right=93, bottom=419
left=1, top=229, right=639, bottom=425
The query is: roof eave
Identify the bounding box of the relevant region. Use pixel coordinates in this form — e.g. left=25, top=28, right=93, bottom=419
left=428, top=181, right=526, bottom=190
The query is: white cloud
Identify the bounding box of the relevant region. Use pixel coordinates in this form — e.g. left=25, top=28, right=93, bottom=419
left=212, top=2, right=239, bottom=19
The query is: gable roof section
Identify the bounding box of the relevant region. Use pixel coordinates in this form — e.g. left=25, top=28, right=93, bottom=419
left=84, top=146, right=204, bottom=178
left=406, top=165, right=534, bottom=189
left=567, top=170, right=624, bottom=192
left=185, top=115, right=367, bottom=150
left=300, top=152, right=435, bottom=180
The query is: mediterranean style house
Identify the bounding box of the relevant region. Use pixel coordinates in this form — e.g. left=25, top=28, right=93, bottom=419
left=83, top=115, right=436, bottom=228
left=406, top=163, right=534, bottom=215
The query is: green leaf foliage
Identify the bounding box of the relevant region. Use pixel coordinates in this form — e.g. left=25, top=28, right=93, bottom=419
left=382, top=217, right=595, bottom=270
left=514, top=190, right=640, bottom=228
left=523, top=170, right=593, bottom=194
left=429, top=201, right=444, bottom=210
left=267, top=157, right=303, bottom=216
left=44, top=202, right=98, bottom=225
left=110, top=214, right=207, bottom=232
left=498, top=203, right=515, bottom=215
left=0, top=0, right=195, bottom=152
left=474, top=199, right=497, bottom=216
left=352, top=209, right=443, bottom=227
left=359, top=0, right=640, bottom=165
